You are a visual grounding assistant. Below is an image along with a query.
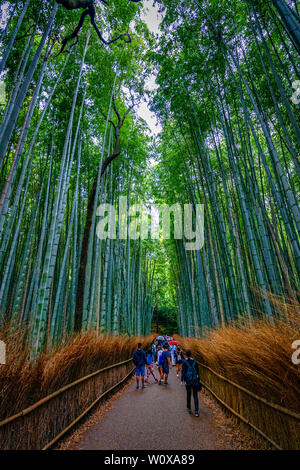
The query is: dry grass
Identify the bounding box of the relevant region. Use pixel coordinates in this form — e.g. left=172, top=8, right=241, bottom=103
left=0, top=329, right=154, bottom=422
left=177, top=294, right=300, bottom=413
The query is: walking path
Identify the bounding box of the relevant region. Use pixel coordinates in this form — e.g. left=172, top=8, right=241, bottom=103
left=77, top=368, right=236, bottom=450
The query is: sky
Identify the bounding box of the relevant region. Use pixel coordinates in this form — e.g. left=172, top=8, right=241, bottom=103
left=135, top=1, right=164, bottom=136
left=0, top=3, right=10, bottom=30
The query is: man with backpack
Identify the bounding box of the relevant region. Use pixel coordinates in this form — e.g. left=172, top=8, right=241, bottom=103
left=181, top=349, right=201, bottom=417
left=132, top=343, right=147, bottom=389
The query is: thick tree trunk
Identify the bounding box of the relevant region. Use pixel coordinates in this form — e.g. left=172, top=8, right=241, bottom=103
left=74, top=136, right=121, bottom=331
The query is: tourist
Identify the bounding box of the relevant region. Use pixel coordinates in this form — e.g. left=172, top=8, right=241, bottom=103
left=181, top=349, right=201, bottom=417
left=160, top=343, right=172, bottom=385
left=152, top=340, right=158, bottom=362
left=145, top=348, right=158, bottom=383
left=157, top=345, right=164, bottom=381
left=156, top=344, right=163, bottom=364
left=170, top=343, right=177, bottom=366
left=132, top=343, right=147, bottom=389
left=175, top=346, right=184, bottom=377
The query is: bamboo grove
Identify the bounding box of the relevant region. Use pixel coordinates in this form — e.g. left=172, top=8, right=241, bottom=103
left=0, top=0, right=155, bottom=353
left=0, top=0, right=299, bottom=349
left=151, top=0, right=300, bottom=336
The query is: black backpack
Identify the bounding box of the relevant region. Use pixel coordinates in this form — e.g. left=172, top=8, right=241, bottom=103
left=185, top=359, right=199, bottom=387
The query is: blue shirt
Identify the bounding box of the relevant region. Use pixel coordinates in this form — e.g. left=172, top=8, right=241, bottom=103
left=159, top=350, right=171, bottom=366
left=133, top=349, right=147, bottom=367
left=146, top=353, right=153, bottom=365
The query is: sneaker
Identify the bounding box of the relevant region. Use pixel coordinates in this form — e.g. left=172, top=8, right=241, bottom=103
left=136, top=386, right=139, bottom=389
left=176, top=374, right=179, bottom=377
left=142, top=385, right=146, bottom=389
left=164, top=382, right=168, bottom=385
left=187, top=407, right=192, bottom=413
left=195, top=412, right=199, bottom=417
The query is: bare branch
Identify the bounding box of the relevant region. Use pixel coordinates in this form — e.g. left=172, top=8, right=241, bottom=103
left=16, top=24, right=35, bottom=41
left=112, top=94, right=122, bottom=124
left=56, top=7, right=90, bottom=56
left=56, top=0, right=142, bottom=54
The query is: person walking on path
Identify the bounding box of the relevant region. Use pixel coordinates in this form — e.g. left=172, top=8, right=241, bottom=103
left=175, top=347, right=184, bottom=377
left=145, top=348, right=159, bottom=383
left=152, top=340, right=158, bottom=362
left=159, top=344, right=172, bottom=385
left=181, top=350, right=201, bottom=417
left=133, top=343, right=147, bottom=389
left=156, top=345, right=163, bottom=377
left=163, top=336, right=169, bottom=348
left=170, top=343, right=177, bottom=366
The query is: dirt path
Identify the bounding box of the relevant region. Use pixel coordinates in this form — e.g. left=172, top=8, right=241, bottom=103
left=76, top=367, right=238, bottom=450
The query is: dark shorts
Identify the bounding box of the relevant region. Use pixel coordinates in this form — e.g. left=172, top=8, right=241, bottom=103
left=136, top=365, right=145, bottom=376
left=176, top=359, right=183, bottom=365
left=163, top=365, right=169, bottom=375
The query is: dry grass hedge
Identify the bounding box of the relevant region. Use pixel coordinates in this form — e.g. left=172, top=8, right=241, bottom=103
left=175, top=295, right=300, bottom=449
left=177, top=294, right=300, bottom=413
left=0, top=330, right=154, bottom=422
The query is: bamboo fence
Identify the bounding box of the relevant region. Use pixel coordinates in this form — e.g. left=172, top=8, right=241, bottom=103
left=0, top=358, right=134, bottom=450
left=199, top=363, right=300, bottom=450
left=1, top=358, right=298, bottom=450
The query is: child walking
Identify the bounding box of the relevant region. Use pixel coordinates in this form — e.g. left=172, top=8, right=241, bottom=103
left=145, top=349, right=158, bottom=383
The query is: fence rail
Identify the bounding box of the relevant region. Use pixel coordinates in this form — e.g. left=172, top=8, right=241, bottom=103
left=0, top=358, right=134, bottom=450
left=198, top=362, right=300, bottom=450
left=1, top=358, right=298, bottom=450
